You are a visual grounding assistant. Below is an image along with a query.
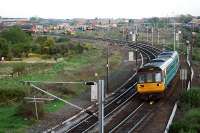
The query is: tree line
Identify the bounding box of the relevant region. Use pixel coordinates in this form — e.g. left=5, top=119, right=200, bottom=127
left=0, top=26, right=91, bottom=60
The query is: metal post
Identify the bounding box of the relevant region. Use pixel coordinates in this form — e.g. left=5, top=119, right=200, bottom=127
left=98, top=80, right=104, bottom=133
left=174, top=22, right=176, bottom=51
left=34, top=96, right=39, bottom=120
left=136, top=25, right=138, bottom=41
left=135, top=25, right=138, bottom=35
left=106, top=43, right=109, bottom=95
left=147, top=26, right=149, bottom=42
left=158, top=29, right=160, bottom=45
left=152, top=27, right=154, bottom=46
left=123, top=27, right=125, bottom=40
left=136, top=49, right=138, bottom=70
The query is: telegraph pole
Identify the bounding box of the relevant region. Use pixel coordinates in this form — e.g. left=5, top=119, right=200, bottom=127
left=173, top=22, right=176, bottom=51
left=157, top=28, right=160, bottom=45
left=147, top=26, right=149, bottom=42
left=136, top=49, right=138, bottom=70
left=152, top=26, right=154, bottom=46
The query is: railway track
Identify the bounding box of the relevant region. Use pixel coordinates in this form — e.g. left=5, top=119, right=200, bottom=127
left=35, top=34, right=190, bottom=133
left=44, top=36, right=161, bottom=133
left=107, top=103, right=151, bottom=133
left=59, top=43, right=160, bottom=133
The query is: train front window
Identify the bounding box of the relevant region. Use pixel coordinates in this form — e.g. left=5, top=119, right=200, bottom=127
left=138, top=74, right=145, bottom=83
left=146, top=73, right=153, bottom=82
left=155, top=73, right=162, bottom=82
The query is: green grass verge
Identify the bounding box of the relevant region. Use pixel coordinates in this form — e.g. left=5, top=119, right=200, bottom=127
left=0, top=44, right=123, bottom=132
left=44, top=100, right=66, bottom=113
left=169, top=88, right=200, bottom=133
left=169, top=108, right=200, bottom=133
left=0, top=105, right=33, bottom=133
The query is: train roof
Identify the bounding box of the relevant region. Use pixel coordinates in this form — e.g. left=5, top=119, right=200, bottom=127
left=157, top=51, right=174, bottom=58
left=141, top=51, right=178, bottom=71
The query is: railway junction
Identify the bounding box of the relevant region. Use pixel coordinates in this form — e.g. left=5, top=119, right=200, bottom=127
left=26, top=37, right=192, bottom=133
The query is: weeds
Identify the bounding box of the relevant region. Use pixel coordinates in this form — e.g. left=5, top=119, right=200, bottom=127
left=169, top=88, right=200, bottom=133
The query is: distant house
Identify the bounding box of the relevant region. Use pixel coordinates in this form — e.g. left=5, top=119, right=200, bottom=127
left=20, top=24, right=36, bottom=33
left=0, top=18, right=29, bottom=27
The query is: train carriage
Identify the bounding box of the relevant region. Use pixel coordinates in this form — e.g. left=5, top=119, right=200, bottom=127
left=136, top=51, right=179, bottom=97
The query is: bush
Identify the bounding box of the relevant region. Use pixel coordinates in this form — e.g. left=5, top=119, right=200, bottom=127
left=16, top=100, right=44, bottom=119
left=55, top=37, right=70, bottom=43
left=0, top=26, right=31, bottom=44
left=169, top=108, right=200, bottom=133
left=192, top=48, right=200, bottom=61
left=83, top=43, right=94, bottom=50
left=12, top=63, right=26, bottom=76
left=59, top=85, right=75, bottom=95
left=0, top=88, right=27, bottom=103
left=179, top=88, right=200, bottom=110
left=169, top=88, right=200, bottom=133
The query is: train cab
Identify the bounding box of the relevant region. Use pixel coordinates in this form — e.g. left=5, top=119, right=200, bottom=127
left=137, top=66, right=165, bottom=93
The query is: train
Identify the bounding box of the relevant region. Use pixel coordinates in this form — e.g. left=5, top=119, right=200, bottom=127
left=136, top=51, right=179, bottom=100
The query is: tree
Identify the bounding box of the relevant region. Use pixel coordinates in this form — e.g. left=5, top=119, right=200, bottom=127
left=44, top=37, right=55, bottom=48
left=178, top=14, right=193, bottom=23
left=0, top=37, right=9, bottom=57
left=148, top=17, right=160, bottom=25
left=75, top=43, right=84, bottom=53
left=35, top=36, right=47, bottom=45
left=42, top=37, right=55, bottom=54
left=0, top=26, right=31, bottom=44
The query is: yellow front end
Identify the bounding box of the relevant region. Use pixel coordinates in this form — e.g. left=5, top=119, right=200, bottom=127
left=137, top=82, right=165, bottom=93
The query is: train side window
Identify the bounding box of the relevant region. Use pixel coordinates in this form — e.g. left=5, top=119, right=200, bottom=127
left=147, top=73, right=153, bottom=82
left=155, top=73, right=161, bottom=82
left=139, top=74, right=145, bottom=83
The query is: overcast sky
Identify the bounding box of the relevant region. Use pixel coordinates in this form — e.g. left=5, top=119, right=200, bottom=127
left=0, top=0, right=199, bottom=19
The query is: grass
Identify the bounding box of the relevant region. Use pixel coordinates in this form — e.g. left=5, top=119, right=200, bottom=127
left=169, top=108, right=200, bottom=133
left=44, top=100, right=66, bottom=113
left=0, top=105, right=32, bottom=133
left=192, top=48, right=200, bottom=61
left=44, top=84, right=89, bottom=112
left=76, top=30, right=123, bottom=40
left=169, top=88, right=200, bottom=133
left=0, top=44, right=123, bottom=132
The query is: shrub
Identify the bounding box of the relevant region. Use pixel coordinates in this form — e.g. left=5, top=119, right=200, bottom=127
left=16, top=100, right=44, bottom=119
left=59, top=85, right=76, bottom=95
left=12, top=63, right=26, bottom=76
left=83, top=43, right=94, bottom=50
left=0, top=88, right=27, bottom=103
left=179, top=88, right=200, bottom=110
left=169, top=88, right=200, bottom=133
left=55, top=37, right=70, bottom=43
left=192, top=48, right=200, bottom=61
left=169, top=108, right=200, bottom=133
